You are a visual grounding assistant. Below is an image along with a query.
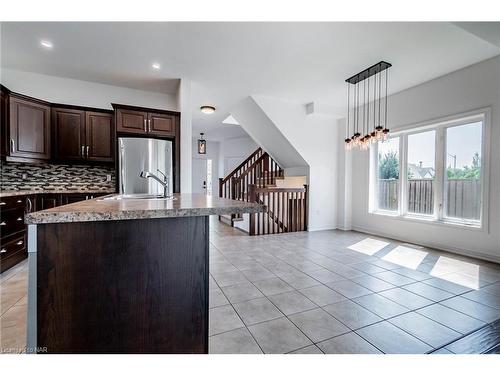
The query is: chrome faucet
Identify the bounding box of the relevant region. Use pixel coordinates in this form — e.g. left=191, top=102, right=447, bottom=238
left=140, top=169, right=170, bottom=198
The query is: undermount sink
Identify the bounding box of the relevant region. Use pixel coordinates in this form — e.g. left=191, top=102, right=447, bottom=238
left=99, top=194, right=176, bottom=201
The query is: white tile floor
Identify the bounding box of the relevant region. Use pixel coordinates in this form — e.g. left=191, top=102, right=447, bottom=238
left=208, top=217, right=500, bottom=354
left=2, top=216, right=500, bottom=354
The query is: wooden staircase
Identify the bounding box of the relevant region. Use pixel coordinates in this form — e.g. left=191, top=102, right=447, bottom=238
left=219, top=148, right=308, bottom=235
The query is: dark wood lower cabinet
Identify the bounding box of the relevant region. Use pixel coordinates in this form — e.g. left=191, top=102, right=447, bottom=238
left=36, top=216, right=209, bottom=353
left=0, top=192, right=112, bottom=273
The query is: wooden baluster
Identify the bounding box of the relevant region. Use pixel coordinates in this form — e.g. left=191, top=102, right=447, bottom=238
left=249, top=184, right=255, bottom=235
left=304, top=185, right=309, bottom=230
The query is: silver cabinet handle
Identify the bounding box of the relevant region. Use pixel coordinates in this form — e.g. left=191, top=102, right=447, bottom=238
left=86, top=146, right=90, bottom=158
left=16, top=217, right=23, bottom=221
left=17, top=199, right=22, bottom=203
left=10, top=139, right=15, bottom=153
left=81, top=145, right=85, bottom=157
left=0, top=222, right=6, bottom=226
left=144, top=119, right=147, bottom=132
left=16, top=240, right=23, bottom=246
left=148, top=119, right=151, bottom=132
left=27, top=197, right=33, bottom=212
left=1, top=249, right=6, bottom=254
left=0, top=202, right=5, bottom=206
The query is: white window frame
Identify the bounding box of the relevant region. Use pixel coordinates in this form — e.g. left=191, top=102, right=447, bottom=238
left=369, top=107, right=490, bottom=232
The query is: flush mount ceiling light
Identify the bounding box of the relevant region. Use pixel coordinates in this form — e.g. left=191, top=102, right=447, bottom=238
left=344, top=61, right=392, bottom=151
left=152, top=62, right=161, bottom=70
left=40, top=40, right=53, bottom=49
left=200, top=105, right=216, bottom=114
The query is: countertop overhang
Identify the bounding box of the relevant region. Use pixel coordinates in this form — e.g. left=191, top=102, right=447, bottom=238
left=25, top=194, right=266, bottom=224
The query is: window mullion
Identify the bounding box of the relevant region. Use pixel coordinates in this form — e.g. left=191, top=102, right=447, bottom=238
left=400, top=135, right=408, bottom=216
left=434, top=127, right=445, bottom=220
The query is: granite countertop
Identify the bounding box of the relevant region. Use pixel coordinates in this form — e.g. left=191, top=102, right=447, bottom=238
left=25, top=194, right=266, bottom=224
left=0, top=189, right=116, bottom=198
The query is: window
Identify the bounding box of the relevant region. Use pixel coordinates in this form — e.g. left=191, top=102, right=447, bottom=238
left=376, top=137, right=400, bottom=212
left=445, top=122, right=482, bottom=221
left=370, top=110, right=488, bottom=229
left=407, top=130, right=435, bottom=215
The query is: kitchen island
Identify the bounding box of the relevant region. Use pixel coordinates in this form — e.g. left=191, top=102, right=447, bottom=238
left=25, top=194, right=265, bottom=354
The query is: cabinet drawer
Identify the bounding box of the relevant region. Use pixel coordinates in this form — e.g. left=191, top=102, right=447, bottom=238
left=0, top=232, right=27, bottom=272
left=0, top=208, right=25, bottom=237
left=0, top=195, right=27, bottom=211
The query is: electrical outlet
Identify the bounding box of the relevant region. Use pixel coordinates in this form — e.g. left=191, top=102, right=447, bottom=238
left=106, top=174, right=112, bottom=182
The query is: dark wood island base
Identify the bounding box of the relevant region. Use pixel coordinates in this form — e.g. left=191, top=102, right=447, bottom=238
left=34, top=216, right=209, bottom=353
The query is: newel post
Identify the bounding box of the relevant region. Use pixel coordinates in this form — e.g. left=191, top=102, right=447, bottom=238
left=219, top=178, right=223, bottom=198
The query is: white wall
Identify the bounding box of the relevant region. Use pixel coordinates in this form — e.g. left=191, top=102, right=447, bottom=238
left=1, top=68, right=178, bottom=111
left=218, top=136, right=259, bottom=178
left=347, top=56, right=500, bottom=262
left=231, top=97, right=308, bottom=169
left=253, top=96, right=339, bottom=232
left=178, top=79, right=193, bottom=193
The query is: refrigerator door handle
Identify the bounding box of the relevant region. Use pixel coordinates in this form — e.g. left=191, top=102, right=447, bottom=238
left=148, top=119, right=151, bottom=132
left=144, top=119, right=147, bottom=132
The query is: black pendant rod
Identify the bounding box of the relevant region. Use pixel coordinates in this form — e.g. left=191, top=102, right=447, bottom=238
left=378, top=70, right=382, bottom=127
left=346, top=83, right=350, bottom=138
left=384, top=68, right=389, bottom=129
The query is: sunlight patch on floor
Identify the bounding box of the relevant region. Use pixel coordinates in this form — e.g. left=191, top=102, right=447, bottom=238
left=431, top=256, right=481, bottom=289
left=347, top=238, right=389, bottom=256
left=382, top=245, right=428, bottom=270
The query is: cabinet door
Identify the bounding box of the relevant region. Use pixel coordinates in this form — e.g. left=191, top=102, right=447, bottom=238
left=52, top=107, right=85, bottom=161
left=62, top=193, right=89, bottom=205
left=116, top=109, right=147, bottom=134
left=85, top=111, right=114, bottom=162
left=148, top=112, right=176, bottom=137
left=38, top=194, right=62, bottom=210
left=1, top=89, right=7, bottom=156
left=9, top=96, right=51, bottom=160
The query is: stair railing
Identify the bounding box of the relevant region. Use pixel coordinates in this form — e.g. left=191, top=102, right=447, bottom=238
left=248, top=184, right=308, bottom=236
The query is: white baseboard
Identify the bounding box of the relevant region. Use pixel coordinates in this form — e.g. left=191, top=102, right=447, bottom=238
left=351, top=224, right=500, bottom=265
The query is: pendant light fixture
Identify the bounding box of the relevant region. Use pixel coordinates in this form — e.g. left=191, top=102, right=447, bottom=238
left=345, top=61, right=391, bottom=151
left=198, top=133, right=206, bottom=154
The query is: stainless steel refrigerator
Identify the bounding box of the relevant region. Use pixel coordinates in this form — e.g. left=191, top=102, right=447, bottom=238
left=118, top=137, right=173, bottom=196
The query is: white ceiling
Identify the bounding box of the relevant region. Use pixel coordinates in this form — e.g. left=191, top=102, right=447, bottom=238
left=2, top=22, right=499, bottom=140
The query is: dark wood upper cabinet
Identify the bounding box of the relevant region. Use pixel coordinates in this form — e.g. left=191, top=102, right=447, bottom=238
left=115, top=105, right=178, bottom=138
left=52, top=106, right=114, bottom=163
left=115, top=108, right=148, bottom=134
left=8, top=95, right=51, bottom=161
left=52, top=107, right=85, bottom=161
left=85, top=111, right=114, bottom=162
left=148, top=112, right=176, bottom=137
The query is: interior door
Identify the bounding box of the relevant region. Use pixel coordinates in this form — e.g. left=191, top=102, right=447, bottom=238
left=192, top=159, right=207, bottom=194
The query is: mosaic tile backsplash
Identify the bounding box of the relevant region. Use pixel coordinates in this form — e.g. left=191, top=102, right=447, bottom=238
left=0, top=162, right=116, bottom=192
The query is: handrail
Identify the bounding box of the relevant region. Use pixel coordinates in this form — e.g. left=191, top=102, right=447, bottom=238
left=220, top=147, right=262, bottom=184
left=234, top=152, right=268, bottom=182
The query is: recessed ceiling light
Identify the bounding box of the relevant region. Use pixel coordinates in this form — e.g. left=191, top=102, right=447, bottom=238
left=152, top=62, right=161, bottom=70
left=200, top=105, right=216, bottom=114
left=40, top=40, right=53, bottom=49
